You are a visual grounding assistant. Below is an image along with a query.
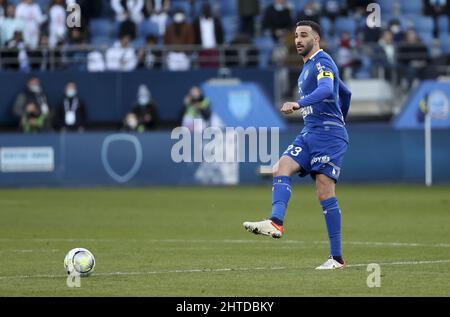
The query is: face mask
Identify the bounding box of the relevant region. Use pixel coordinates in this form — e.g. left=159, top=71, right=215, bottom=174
left=390, top=25, right=400, bottom=33
left=30, top=85, right=41, bottom=93
left=138, top=96, right=150, bottom=106
left=66, top=89, right=77, bottom=98
left=274, top=4, right=284, bottom=11
left=173, top=13, right=185, bottom=23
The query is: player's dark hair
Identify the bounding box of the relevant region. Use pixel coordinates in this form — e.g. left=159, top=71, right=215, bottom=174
left=296, top=20, right=321, bottom=37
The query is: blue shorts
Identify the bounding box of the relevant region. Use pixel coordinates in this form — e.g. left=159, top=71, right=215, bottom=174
left=282, top=132, right=348, bottom=182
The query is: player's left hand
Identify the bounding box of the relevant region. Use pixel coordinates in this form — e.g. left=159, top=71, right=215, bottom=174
left=281, top=102, right=300, bottom=114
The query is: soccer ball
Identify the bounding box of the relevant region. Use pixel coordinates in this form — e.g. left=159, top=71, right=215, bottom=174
left=64, top=248, right=96, bottom=277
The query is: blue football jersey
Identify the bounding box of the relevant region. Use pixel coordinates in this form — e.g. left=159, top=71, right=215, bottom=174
left=297, top=49, right=348, bottom=141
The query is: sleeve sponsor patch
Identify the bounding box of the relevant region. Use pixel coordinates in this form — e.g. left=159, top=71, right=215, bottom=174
left=317, top=71, right=334, bottom=81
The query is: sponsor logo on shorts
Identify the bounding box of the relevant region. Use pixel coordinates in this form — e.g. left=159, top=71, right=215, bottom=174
left=311, top=156, right=330, bottom=165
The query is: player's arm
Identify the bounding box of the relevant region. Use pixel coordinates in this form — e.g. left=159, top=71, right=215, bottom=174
left=280, top=72, right=334, bottom=114
left=297, top=70, right=334, bottom=107
left=339, top=78, right=351, bottom=120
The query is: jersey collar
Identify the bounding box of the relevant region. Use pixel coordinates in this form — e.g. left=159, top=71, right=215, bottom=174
left=307, top=49, right=323, bottom=62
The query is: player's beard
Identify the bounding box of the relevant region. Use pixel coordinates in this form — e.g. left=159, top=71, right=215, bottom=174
left=298, top=41, right=314, bottom=57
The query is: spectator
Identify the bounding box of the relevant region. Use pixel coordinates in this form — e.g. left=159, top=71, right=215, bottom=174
left=75, top=0, right=103, bottom=22
left=123, top=84, right=159, bottom=132
left=322, top=0, right=345, bottom=23
left=193, top=3, right=223, bottom=68
left=0, top=0, right=8, bottom=32
left=262, top=0, right=293, bottom=42
left=347, top=0, right=372, bottom=15
left=111, top=0, right=144, bottom=24
left=145, top=0, right=170, bottom=37
left=181, top=86, right=211, bottom=132
left=118, top=15, right=138, bottom=39
left=106, top=34, right=138, bottom=71
left=237, top=0, right=260, bottom=37
left=87, top=50, right=106, bottom=72
left=48, top=0, right=66, bottom=48
left=20, top=101, right=48, bottom=133
left=336, top=31, right=361, bottom=80
left=396, top=28, right=430, bottom=90
left=193, top=3, right=223, bottom=49
left=1, top=30, right=30, bottom=71
left=137, top=34, right=163, bottom=69
left=297, top=1, right=320, bottom=25
left=424, top=0, right=450, bottom=37
left=0, top=4, right=25, bottom=47
left=13, top=77, right=52, bottom=130
left=387, top=19, right=405, bottom=43
left=15, top=0, right=46, bottom=49
left=164, top=8, right=194, bottom=70
left=29, top=33, right=64, bottom=70
left=373, top=30, right=396, bottom=81
left=55, top=82, right=87, bottom=132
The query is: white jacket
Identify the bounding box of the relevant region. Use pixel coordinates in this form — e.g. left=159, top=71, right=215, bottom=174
left=111, top=0, right=144, bottom=23
left=106, top=41, right=138, bottom=71
left=15, top=2, right=46, bottom=49
left=48, top=5, right=66, bottom=48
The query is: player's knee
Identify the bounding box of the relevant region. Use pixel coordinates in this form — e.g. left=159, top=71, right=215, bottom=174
left=272, top=157, right=298, bottom=177
left=315, top=176, right=335, bottom=201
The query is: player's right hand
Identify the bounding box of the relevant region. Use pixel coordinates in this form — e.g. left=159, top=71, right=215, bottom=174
left=280, top=102, right=301, bottom=114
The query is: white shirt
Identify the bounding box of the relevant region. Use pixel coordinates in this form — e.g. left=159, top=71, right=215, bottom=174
left=0, top=18, right=25, bottom=45
left=106, top=42, right=138, bottom=71
left=199, top=17, right=216, bottom=49
left=49, top=5, right=66, bottom=48
left=15, top=2, right=46, bottom=49
left=87, top=51, right=106, bottom=72
left=111, top=0, right=144, bottom=23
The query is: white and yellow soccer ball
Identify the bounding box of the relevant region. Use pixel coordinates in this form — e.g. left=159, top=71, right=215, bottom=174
left=64, top=248, right=95, bottom=277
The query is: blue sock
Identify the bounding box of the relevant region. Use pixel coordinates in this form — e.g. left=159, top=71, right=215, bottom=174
left=320, top=197, right=342, bottom=259
left=270, top=176, right=292, bottom=225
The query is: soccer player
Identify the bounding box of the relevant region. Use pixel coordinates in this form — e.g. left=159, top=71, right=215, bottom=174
left=243, top=21, right=352, bottom=270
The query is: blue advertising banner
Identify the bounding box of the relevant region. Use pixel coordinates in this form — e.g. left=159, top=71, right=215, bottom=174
left=202, top=82, right=286, bottom=130
left=394, top=80, right=450, bottom=129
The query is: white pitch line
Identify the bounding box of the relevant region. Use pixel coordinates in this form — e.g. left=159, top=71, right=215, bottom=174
left=0, top=238, right=449, bottom=248
left=0, top=260, right=449, bottom=281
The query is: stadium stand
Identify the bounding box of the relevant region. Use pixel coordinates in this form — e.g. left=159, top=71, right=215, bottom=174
left=1, top=0, right=450, bottom=129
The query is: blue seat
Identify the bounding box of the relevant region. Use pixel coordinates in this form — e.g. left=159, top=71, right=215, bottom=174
left=90, top=19, right=114, bottom=38
left=131, top=38, right=145, bottom=48
left=377, top=0, right=394, bottom=15
left=293, top=0, right=309, bottom=12
left=171, top=1, right=191, bottom=15
left=138, top=20, right=159, bottom=38
left=418, top=31, right=434, bottom=47
left=415, top=16, right=434, bottom=34
left=335, top=17, right=356, bottom=36
left=221, top=15, right=239, bottom=43
left=254, top=36, right=275, bottom=68
left=91, top=36, right=115, bottom=47
left=439, top=33, right=450, bottom=53
left=220, top=0, right=237, bottom=16
left=319, top=16, right=332, bottom=38
left=438, top=15, right=449, bottom=35
left=399, top=0, right=423, bottom=15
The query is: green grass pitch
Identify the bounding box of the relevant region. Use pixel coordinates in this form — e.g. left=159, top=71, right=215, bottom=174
left=0, top=185, right=449, bottom=296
